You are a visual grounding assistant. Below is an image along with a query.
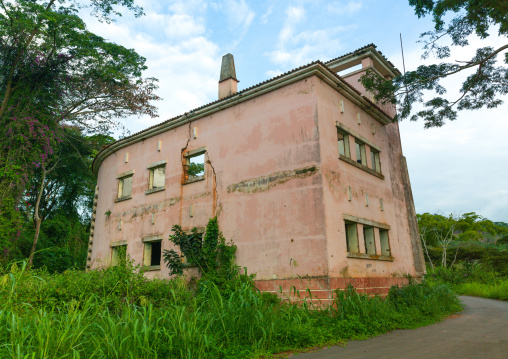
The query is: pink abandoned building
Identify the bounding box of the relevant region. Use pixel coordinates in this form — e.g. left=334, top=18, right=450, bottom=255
left=88, top=44, right=425, bottom=300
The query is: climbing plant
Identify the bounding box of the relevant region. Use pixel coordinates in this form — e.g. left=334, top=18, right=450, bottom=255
left=163, top=217, right=237, bottom=276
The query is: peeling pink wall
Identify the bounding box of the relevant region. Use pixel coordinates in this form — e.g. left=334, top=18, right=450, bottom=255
left=92, top=73, right=419, bottom=286
left=92, top=77, right=327, bottom=280
left=315, top=77, right=418, bottom=279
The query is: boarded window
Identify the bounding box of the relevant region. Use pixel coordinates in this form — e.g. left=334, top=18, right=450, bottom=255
left=355, top=139, right=367, bottom=166
left=345, top=221, right=359, bottom=253
left=363, top=226, right=376, bottom=255
left=337, top=129, right=350, bottom=158
left=149, top=166, right=166, bottom=190
left=379, top=229, right=391, bottom=257
left=111, top=245, right=127, bottom=266
left=118, top=175, right=133, bottom=199
left=370, top=149, right=381, bottom=173
left=144, top=240, right=162, bottom=267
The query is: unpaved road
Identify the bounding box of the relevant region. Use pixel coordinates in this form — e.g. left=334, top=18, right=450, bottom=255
left=291, top=296, right=508, bottom=359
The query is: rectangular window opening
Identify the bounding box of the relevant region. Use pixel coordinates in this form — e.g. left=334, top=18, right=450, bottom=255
left=111, top=245, right=127, bottom=266
left=345, top=221, right=359, bottom=253
left=337, top=129, right=350, bottom=158
left=355, top=139, right=367, bottom=166
left=370, top=149, right=381, bottom=173
left=379, top=229, right=391, bottom=257
left=117, top=175, right=133, bottom=199
left=184, top=150, right=206, bottom=183
left=363, top=226, right=376, bottom=255
left=149, top=165, right=166, bottom=190
left=144, top=241, right=162, bottom=267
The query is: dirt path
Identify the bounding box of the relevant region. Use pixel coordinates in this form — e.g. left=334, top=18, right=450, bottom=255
left=290, top=296, right=508, bottom=359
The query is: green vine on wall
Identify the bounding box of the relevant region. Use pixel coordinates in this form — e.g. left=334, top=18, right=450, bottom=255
left=163, top=217, right=239, bottom=288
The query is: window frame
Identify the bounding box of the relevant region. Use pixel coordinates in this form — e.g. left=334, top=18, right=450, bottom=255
left=143, top=235, right=163, bottom=270
left=370, top=148, right=381, bottom=173
left=111, top=240, right=127, bottom=266
left=146, top=160, right=167, bottom=195
left=183, top=147, right=206, bottom=184
left=337, top=128, right=351, bottom=158
left=336, top=122, right=384, bottom=179
left=116, top=170, right=134, bottom=202
left=355, top=139, right=367, bottom=166
left=343, top=214, right=393, bottom=261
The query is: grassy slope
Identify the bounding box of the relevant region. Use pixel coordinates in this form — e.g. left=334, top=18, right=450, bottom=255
left=0, top=263, right=462, bottom=359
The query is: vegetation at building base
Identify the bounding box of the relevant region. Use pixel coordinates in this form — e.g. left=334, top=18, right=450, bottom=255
left=0, top=257, right=461, bottom=359
left=418, top=212, right=508, bottom=301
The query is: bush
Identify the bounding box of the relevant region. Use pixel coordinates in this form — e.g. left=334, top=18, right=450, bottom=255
left=0, top=262, right=462, bottom=359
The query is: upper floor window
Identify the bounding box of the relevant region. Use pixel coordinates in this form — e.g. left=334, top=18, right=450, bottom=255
left=370, top=149, right=381, bottom=173
left=355, top=139, right=367, bottom=166
left=337, top=129, right=350, bottom=158
left=146, top=160, right=166, bottom=194
left=336, top=122, right=383, bottom=179
left=116, top=170, right=134, bottom=201
left=183, top=147, right=206, bottom=184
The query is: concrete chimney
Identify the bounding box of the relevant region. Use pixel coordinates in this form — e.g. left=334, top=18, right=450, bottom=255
left=218, top=54, right=239, bottom=100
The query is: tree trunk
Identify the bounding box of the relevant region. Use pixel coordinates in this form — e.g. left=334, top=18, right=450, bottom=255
left=28, top=170, right=47, bottom=266
left=28, top=218, right=42, bottom=266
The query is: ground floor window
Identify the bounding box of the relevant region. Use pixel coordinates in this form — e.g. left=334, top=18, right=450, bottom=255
left=111, top=244, right=127, bottom=266
left=143, top=235, right=163, bottom=269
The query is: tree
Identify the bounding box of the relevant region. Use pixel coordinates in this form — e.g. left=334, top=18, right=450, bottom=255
left=0, top=0, right=160, bottom=252
left=361, top=0, right=508, bottom=128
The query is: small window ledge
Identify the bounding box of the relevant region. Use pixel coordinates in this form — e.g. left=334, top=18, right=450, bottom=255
left=115, top=195, right=132, bottom=203
left=339, top=155, right=384, bottom=180
left=145, top=187, right=165, bottom=195
left=183, top=175, right=205, bottom=185
left=144, top=265, right=161, bottom=271
left=347, top=252, right=394, bottom=261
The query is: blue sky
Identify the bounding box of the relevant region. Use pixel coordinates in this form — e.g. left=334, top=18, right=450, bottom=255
left=83, top=0, right=508, bottom=222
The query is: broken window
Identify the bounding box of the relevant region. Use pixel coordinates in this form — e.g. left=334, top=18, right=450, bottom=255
left=337, top=129, right=350, bottom=158
left=183, top=147, right=206, bottom=183
left=117, top=173, right=133, bottom=200
left=345, top=221, right=359, bottom=253
left=143, top=240, right=162, bottom=268
left=363, top=226, right=376, bottom=255
left=379, top=229, right=391, bottom=257
left=355, top=139, right=367, bottom=166
left=147, top=160, right=166, bottom=193
left=111, top=245, right=127, bottom=266
left=370, top=149, right=381, bottom=173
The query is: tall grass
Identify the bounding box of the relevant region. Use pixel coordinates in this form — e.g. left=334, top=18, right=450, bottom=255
left=0, top=262, right=462, bottom=359
left=426, top=262, right=508, bottom=301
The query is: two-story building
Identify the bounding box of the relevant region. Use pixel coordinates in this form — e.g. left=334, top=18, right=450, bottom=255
left=88, top=44, right=426, bottom=301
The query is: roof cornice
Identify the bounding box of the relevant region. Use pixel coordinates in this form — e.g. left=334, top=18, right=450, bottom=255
left=92, top=62, right=394, bottom=176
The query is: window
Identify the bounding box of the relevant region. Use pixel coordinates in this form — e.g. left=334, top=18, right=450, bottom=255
left=363, top=226, right=376, bottom=255
left=336, top=122, right=383, bottom=178
left=355, top=139, right=367, bottom=166
left=146, top=160, right=166, bottom=194
left=337, top=129, right=350, bottom=158
left=343, top=214, right=392, bottom=260
left=379, top=229, right=391, bottom=257
left=116, top=170, right=134, bottom=201
left=370, top=149, right=381, bottom=173
left=111, top=244, right=127, bottom=266
left=183, top=147, right=206, bottom=184
left=143, top=235, right=162, bottom=269
left=345, top=221, right=359, bottom=253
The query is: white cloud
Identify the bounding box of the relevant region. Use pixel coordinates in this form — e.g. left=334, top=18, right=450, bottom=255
left=326, top=1, right=363, bottom=15
left=82, top=2, right=220, bottom=135
left=261, top=6, right=273, bottom=24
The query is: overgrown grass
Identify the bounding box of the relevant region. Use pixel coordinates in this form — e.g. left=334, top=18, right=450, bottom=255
left=0, top=262, right=462, bottom=359
left=426, top=263, right=508, bottom=301
left=457, top=281, right=508, bottom=301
